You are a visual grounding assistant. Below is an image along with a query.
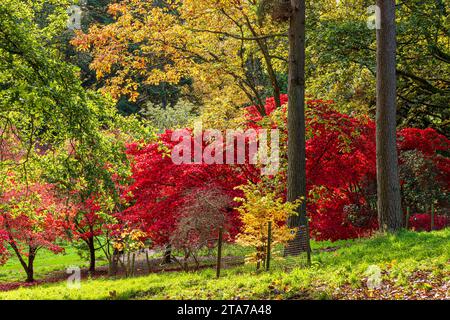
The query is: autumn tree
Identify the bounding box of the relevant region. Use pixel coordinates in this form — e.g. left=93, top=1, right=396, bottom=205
left=235, top=183, right=300, bottom=269
left=376, top=0, right=403, bottom=232
left=0, top=0, right=153, bottom=274
left=72, top=0, right=290, bottom=127
left=170, top=187, right=234, bottom=271
left=0, top=176, right=73, bottom=282
left=117, top=131, right=248, bottom=256
left=308, top=0, right=449, bottom=135
left=270, top=0, right=310, bottom=262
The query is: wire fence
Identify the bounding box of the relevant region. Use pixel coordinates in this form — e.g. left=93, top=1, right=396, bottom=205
left=108, top=224, right=312, bottom=278
left=103, top=203, right=447, bottom=278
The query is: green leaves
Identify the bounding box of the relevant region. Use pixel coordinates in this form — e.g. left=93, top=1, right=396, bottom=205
left=0, top=0, right=155, bottom=212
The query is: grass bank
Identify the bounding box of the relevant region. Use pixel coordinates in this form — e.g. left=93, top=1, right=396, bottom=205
left=0, top=229, right=448, bottom=300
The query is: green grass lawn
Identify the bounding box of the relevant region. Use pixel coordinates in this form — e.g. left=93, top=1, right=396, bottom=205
left=0, top=246, right=107, bottom=283
left=0, top=229, right=448, bottom=300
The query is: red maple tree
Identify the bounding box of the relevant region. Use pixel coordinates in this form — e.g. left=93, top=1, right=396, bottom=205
left=0, top=179, right=74, bottom=282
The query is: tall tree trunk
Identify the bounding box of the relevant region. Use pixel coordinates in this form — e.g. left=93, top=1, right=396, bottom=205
left=87, top=236, right=96, bottom=273
left=285, top=0, right=311, bottom=264
left=376, top=0, right=403, bottom=232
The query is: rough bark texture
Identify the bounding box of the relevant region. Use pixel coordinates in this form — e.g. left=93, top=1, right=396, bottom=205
left=87, top=236, right=96, bottom=273
left=285, top=0, right=311, bottom=262
left=376, top=0, right=403, bottom=232
left=26, top=248, right=36, bottom=283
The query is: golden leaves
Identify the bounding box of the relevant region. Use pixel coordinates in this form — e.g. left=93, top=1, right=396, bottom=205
left=71, top=0, right=288, bottom=125
left=233, top=183, right=302, bottom=265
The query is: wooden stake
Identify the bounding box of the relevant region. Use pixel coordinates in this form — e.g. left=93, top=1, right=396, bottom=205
left=405, top=207, right=410, bottom=229
left=431, top=203, right=435, bottom=231
left=216, top=227, right=223, bottom=278
left=266, top=221, right=272, bottom=271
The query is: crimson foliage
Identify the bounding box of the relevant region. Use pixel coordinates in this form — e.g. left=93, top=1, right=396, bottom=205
left=117, top=131, right=248, bottom=247
left=0, top=181, right=73, bottom=266
left=409, top=213, right=448, bottom=232
left=120, top=95, right=449, bottom=243
left=250, top=95, right=449, bottom=240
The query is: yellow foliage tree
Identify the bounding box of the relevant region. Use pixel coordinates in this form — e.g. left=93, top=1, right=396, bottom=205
left=72, top=0, right=289, bottom=128
left=112, top=228, right=147, bottom=277
left=234, top=183, right=302, bottom=269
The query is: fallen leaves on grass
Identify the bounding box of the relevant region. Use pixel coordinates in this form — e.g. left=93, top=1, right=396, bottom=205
left=334, top=270, right=450, bottom=300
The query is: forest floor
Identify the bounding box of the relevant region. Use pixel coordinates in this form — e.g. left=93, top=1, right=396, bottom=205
left=0, top=229, right=448, bottom=300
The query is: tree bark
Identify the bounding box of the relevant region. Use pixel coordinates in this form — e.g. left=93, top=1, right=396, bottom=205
left=87, top=236, right=96, bottom=273
left=26, top=247, right=36, bottom=283
left=376, top=0, right=403, bottom=232
left=9, top=242, right=36, bottom=282
left=285, top=0, right=311, bottom=263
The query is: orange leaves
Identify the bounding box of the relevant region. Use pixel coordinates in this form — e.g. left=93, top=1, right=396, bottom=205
left=70, top=0, right=285, bottom=111
left=70, top=30, right=91, bottom=51
left=71, top=3, right=190, bottom=101
left=106, top=3, right=128, bottom=17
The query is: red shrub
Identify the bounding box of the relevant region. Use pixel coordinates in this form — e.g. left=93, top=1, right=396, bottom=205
left=119, top=95, right=449, bottom=243
left=117, top=131, right=246, bottom=247
left=409, top=214, right=448, bottom=232
left=247, top=95, right=449, bottom=241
